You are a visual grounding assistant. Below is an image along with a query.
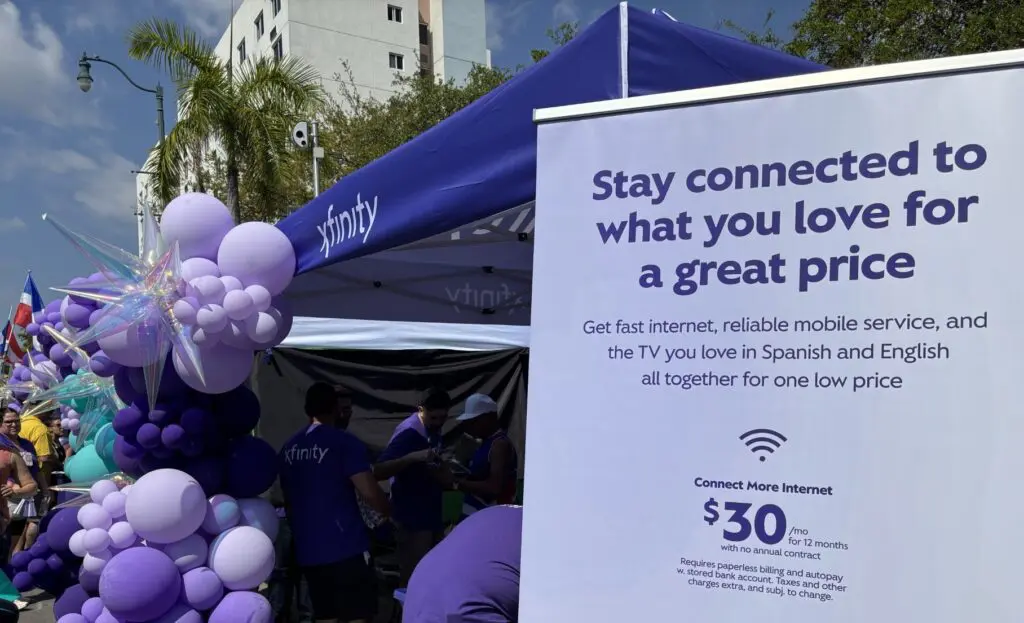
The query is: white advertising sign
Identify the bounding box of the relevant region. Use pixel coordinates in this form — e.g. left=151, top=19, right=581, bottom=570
left=523, top=63, right=1024, bottom=621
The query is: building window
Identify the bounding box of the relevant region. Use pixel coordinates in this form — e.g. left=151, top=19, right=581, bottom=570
left=419, top=23, right=429, bottom=45
left=387, top=5, right=403, bottom=22
left=270, top=27, right=277, bottom=41
left=389, top=53, right=404, bottom=70
left=272, top=0, right=281, bottom=17
left=255, top=12, right=264, bottom=39
left=272, top=35, right=284, bottom=60
left=237, top=39, right=246, bottom=63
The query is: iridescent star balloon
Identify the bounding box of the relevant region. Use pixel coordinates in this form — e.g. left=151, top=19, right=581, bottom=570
left=42, top=205, right=205, bottom=410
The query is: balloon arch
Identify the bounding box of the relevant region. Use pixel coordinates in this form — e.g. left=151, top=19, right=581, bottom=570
left=5, top=193, right=297, bottom=622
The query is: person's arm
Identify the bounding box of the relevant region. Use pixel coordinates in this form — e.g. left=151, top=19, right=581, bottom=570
left=3, top=453, right=38, bottom=498
left=372, top=432, right=432, bottom=480
left=351, top=471, right=391, bottom=517
left=455, top=438, right=511, bottom=499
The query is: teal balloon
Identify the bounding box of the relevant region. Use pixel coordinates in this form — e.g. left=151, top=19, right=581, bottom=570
left=94, top=423, right=116, bottom=462
left=68, top=433, right=78, bottom=448
left=64, top=444, right=117, bottom=483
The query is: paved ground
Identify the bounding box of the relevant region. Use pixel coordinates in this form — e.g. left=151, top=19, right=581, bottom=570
left=16, top=590, right=53, bottom=622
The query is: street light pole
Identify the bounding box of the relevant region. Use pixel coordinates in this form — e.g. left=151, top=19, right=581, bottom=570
left=77, top=53, right=166, bottom=255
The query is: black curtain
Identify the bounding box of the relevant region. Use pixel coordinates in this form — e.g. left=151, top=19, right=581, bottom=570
left=254, top=347, right=529, bottom=463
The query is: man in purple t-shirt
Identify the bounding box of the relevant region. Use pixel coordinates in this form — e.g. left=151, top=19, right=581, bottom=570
left=402, top=505, right=522, bottom=622
left=374, top=388, right=455, bottom=585
left=279, top=382, right=391, bottom=623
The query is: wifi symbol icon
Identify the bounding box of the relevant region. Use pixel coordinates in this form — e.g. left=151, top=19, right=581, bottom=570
left=739, top=429, right=788, bottom=462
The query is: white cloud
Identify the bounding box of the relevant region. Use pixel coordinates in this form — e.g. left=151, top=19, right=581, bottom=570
left=0, top=130, right=141, bottom=221
left=168, top=0, right=234, bottom=38
left=552, top=0, right=581, bottom=24
left=486, top=0, right=533, bottom=52
left=0, top=2, right=102, bottom=128
left=0, top=217, right=26, bottom=232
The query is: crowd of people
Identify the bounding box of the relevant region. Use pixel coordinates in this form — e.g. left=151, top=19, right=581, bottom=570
left=0, top=405, right=69, bottom=611
left=275, top=383, right=524, bottom=623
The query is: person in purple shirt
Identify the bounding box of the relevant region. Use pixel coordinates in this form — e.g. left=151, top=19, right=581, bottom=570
left=279, top=382, right=391, bottom=623
left=374, top=388, right=455, bottom=585
left=402, top=504, right=522, bottom=623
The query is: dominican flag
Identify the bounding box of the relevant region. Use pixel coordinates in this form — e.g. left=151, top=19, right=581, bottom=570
left=3, top=273, right=44, bottom=364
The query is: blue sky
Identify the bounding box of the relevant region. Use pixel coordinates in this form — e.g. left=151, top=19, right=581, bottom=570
left=0, top=0, right=809, bottom=306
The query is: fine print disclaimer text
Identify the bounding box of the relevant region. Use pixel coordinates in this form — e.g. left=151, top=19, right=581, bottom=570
left=581, top=312, right=989, bottom=391
left=677, top=557, right=847, bottom=603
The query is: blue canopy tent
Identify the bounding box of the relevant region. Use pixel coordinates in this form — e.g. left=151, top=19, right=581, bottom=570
left=276, top=3, right=826, bottom=351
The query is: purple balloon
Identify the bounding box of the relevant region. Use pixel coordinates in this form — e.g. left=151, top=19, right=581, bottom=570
left=82, top=597, right=104, bottom=621
left=47, top=508, right=83, bottom=554
left=225, top=436, right=277, bottom=499
left=27, top=558, right=47, bottom=576
left=26, top=322, right=40, bottom=336
left=161, top=193, right=235, bottom=261
left=64, top=304, right=92, bottom=330
left=49, top=343, right=72, bottom=368
left=99, top=547, right=181, bottom=621
left=33, top=311, right=45, bottom=324
left=179, top=408, right=213, bottom=437
left=208, top=590, right=272, bottom=622
left=136, top=423, right=163, bottom=450
left=148, top=406, right=175, bottom=427
left=222, top=290, right=255, bottom=321
left=180, top=257, right=221, bottom=282
left=113, top=406, right=145, bottom=441
left=54, top=583, right=91, bottom=619
left=57, top=615, right=88, bottom=623
left=112, top=368, right=138, bottom=404
left=182, top=456, right=226, bottom=495
left=162, top=534, right=208, bottom=573
left=12, top=571, right=33, bottom=591
left=214, top=386, right=260, bottom=437
left=78, top=569, right=100, bottom=595
left=217, top=222, right=296, bottom=296
left=98, top=324, right=162, bottom=368
left=113, top=442, right=141, bottom=476
left=172, top=342, right=254, bottom=395
left=88, top=308, right=106, bottom=328
left=181, top=566, right=223, bottom=611
left=192, top=277, right=226, bottom=307
left=172, top=298, right=199, bottom=326
left=153, top=602, right=203, bottom=623
left=45, top=298, right=62, bottom=314
left=237, top=498, right=279, bottom=541
left=243, top=311, right=278, bottom=346
left=90, top=351, right=120, bottom=378
left=161, top=424, right=187, bottom=449
left=46, top=311, right=62, bottom=324
left=196, top=304, right=228, bottom=333
left=244, top=285, right=272, bottom=313
left=10, top=551, right=30, bottom=571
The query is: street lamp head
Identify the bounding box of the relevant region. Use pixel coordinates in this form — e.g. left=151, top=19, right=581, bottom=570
left=77, top=56, right=93, bottom=93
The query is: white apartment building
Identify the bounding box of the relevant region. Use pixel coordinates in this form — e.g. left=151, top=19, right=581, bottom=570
left=136, top=0, right=488, bottom=250
left=216, top=0, right=490, bottom=100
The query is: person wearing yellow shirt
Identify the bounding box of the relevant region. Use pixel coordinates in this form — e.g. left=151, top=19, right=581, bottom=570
left=18, top=410, right=54, bottom=474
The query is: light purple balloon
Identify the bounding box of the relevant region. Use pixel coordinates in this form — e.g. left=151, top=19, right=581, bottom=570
left=83, top=528, right=111, bottom=555
left=88, top=308, right=106, bottom=328
left=64, top=304, right=92, bottom=330
left=190, top=327, right=221, bottom=350
left=220, top=275, right=243, bottom=292
left=181, top=566, right=223, bottom=611
left=202, top=494, right=241, bottom=535
left=172, top=298, right=199, bottom=326
left=90, top=351, right=120, bottom=378
left=57, top=615, right=88, bottom=623
left=99, top=547, right=181, bottom=621
left=208, top=526, right=274, bottom=590
left=172, top=342, right=254, bottom=395
left=180, top=257, right=221, bottom=283
left=160, top=193, right=235, bottom=261
left=101, top=491, right=128, bottom=519
left=196, top=304, right=228, bottom=334
left=222, top=290, right=254, bottom=321
left=94, top=609, right=121, bottom=623
left=220, top=320, right=258, bottom=351
left=124, top=469, right=208, bottom=544
left=244, top=285, right=271, bottom=312
left=208, top=591, right=272, bottom=623
left=90, top=479, right=119, bottom=504
left=217, top=222, right=296, bottom=296
left=243, top=312, right=278, bottom=346
left=46, top=311, right=62, bottom=324
left=107, top=522, right=136, bottom=550
left=49, top=343, right=72, bottom=367
left=97, top=324, right=163, bottom=368
left=68, top=418, right=81, bottom=432
left=82, top=597, right=104, bottom=621
left=82, top=549, right=111, bottom=574
left=26, top=323, right=40, bottom=336
left=163, top=533, right=208, bottom=573
left=191, top=276, right=226, bottom=306
left=78, top=503, right=112, bottom=530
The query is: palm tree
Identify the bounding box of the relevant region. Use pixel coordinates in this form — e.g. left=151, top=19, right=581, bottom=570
left=127, top=19, right=326, bottom=222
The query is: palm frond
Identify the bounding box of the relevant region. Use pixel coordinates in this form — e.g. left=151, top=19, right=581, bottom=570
left=127, top=18, right=219, bottom=83
left=145, top=114, right=212, bottom=205
left=236, top=56, right=326, bottom=114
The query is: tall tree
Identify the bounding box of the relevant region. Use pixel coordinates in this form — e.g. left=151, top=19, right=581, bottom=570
left=127, top=19, right=326, bottom=222
left=531, top=22, right=580, bottom=63
left=726, top=1, right=1024, bottom=68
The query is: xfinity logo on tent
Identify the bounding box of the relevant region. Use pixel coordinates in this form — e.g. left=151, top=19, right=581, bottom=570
left=446, top=283, right=524, bottom=315
left=317, top=193, right=378, bottom=259
left=283, top=444, right=330, bottom=465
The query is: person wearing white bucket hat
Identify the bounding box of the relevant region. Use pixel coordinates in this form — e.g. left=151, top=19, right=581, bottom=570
left=452, top=394, right=519, bottom=517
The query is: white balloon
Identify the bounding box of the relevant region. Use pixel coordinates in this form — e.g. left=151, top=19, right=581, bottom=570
left=68, top=529, right=89, bottom=558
